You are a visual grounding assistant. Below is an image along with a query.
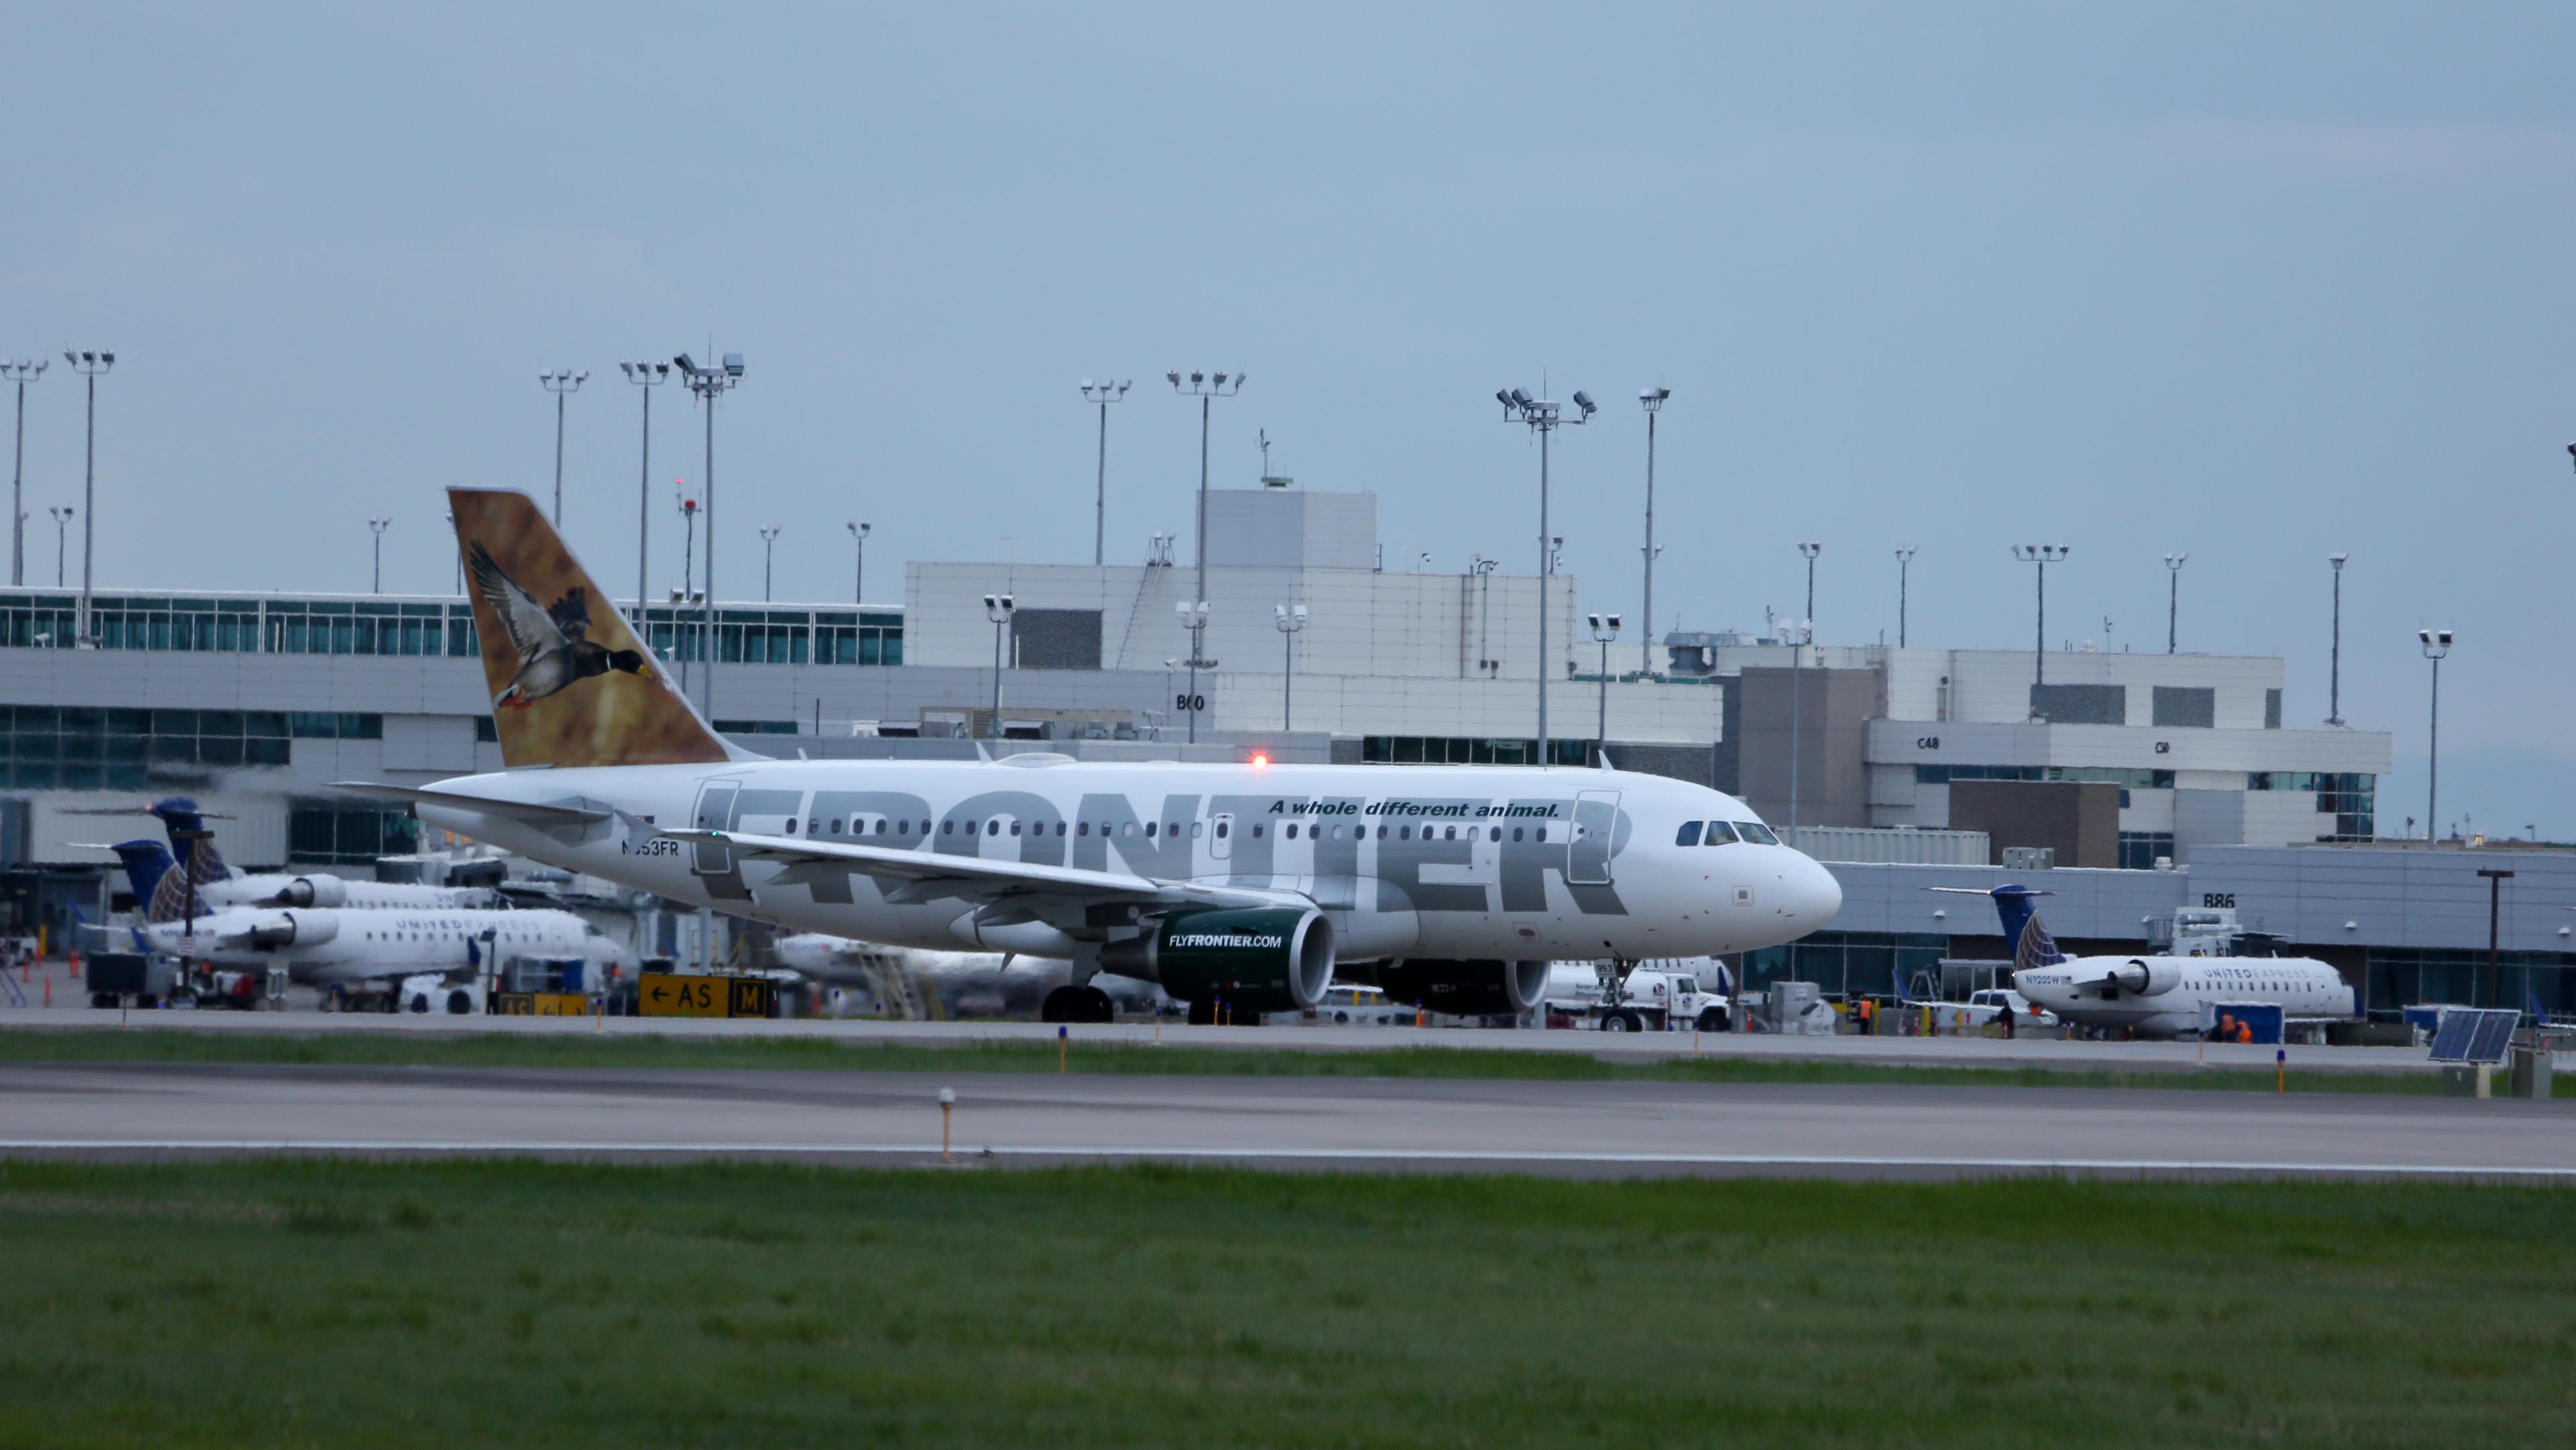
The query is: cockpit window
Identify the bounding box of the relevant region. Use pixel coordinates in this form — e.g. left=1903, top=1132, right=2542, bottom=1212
left=1735, top=821, right=1780, bottom=845
left=1701, top=821, right=1739, bottom=845
left=1674, top=821, right=1703, bottom=847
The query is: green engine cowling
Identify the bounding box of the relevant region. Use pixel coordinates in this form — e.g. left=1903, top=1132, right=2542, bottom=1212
left=1101, top=907, right=1334, bottom=1013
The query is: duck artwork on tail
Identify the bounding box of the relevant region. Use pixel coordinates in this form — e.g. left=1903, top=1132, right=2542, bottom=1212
left=470, top=540, right=651, bottom=710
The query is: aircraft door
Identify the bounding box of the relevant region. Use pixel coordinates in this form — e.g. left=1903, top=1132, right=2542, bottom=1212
left=1210, top=813, right=1234, bottom=862
left=1569, top=790, right=1620, bottom=885
left=691, top=780, right=741, bottom=876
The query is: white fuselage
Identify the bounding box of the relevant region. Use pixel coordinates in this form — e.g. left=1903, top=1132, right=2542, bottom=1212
left=2013, top=955, right=2355, bottom=1039
left=162, top=874, right=492, bottom=915
left=414, top=760, right=1842, bottom=968
left=144, top=907, right=627, bottom=986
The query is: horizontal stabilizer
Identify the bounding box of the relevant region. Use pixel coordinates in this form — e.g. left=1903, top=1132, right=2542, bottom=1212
left=329, top=782, right=611, bottom=825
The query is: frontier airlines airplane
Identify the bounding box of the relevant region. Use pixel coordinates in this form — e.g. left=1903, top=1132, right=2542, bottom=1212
left=339, top=489, right=1841, bottom=1024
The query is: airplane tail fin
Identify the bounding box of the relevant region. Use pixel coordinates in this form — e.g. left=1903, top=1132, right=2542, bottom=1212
left=447, top=488, right=741, bottom=770
left=1988, top=884, right=2067, bottom=970
left=104, top=840, right=174, bottom=917
left=148, top=798, right=234, bottom=882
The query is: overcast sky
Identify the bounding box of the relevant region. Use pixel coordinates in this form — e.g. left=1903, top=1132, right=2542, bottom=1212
left=8, top=3, right=2573, bottom=835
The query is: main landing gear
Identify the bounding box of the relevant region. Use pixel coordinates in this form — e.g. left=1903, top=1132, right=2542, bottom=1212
left=1040, top=984, right=1115, bottom=1024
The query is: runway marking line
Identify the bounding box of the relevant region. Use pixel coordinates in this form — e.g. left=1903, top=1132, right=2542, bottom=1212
left=1, top=1141, right=2571, bottom=1178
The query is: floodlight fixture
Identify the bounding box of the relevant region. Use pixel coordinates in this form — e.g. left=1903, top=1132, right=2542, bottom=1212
left=722, top=353, right=744, bottom=377
left=1571, top=390, right=1596, bottom=415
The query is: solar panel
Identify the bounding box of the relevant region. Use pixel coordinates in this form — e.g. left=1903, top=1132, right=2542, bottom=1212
left=2428, top=1007, right=2520, bottom=1066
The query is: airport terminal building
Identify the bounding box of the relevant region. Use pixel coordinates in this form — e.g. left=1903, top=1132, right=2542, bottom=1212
left=9, top=479, right=2544, bottom=1017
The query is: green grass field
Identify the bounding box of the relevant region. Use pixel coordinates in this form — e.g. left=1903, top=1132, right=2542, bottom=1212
left=0, top=1026, right=2514, bottom=1096
left=0, top=1160, right=2568, bottom=1447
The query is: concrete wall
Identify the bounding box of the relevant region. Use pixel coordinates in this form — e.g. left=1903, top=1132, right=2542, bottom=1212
left=1948, top=780, right=2121, bottom=868
left=1734, top=666, right=1878, bottom=827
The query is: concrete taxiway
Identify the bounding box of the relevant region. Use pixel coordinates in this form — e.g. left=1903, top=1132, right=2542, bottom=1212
left=1, top=1064, right=2567, bottom=1180
left=0, top=1006, right=2443, bottom=1074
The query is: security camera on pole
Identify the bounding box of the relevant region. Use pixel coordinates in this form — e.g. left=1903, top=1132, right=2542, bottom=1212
left=1274, top=603, right=1307, bottom=731
left=1588, top=612, right=1621, bottom=758
left=985, top=594, right=1016, bottom=737
left=1497, top=386, right=1597, bottom=766
left=1175, top=600, right=1212, bottom=743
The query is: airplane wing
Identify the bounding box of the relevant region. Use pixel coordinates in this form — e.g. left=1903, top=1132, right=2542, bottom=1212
left=658, top=827, right=1308, bottom=914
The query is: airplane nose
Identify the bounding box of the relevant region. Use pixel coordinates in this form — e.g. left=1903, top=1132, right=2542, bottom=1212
left=1784, top=853, right=1843, bottom=933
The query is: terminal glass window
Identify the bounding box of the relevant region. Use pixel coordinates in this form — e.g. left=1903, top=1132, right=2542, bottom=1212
left=1363, top=735, right=1589, bottom=767
left=2364, top=948, right=2575, bottom=1017
left=289, top=799, right=421, bottom=867
left=1917, top=764, right=2175, bottom=790
left=1740, top=931, right=1949, bottom=1001
left=2249, top=772, right=2375, bottom=839
left=0, top=595, right=79, bottom=649
left=2117, top=831, right=2176, bottom=870
left=0, top=704, right=309, bottom=789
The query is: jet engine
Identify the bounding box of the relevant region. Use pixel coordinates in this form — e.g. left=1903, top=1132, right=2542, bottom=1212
left=268, top=876, right=348, bottom=909
left=1098, top=906, right=1333, bottom=1013
left=2103, top=959, right=2181, bottom=996
left=245, top=911, right=339, bottom=949
left=1373, top=959, right=1550, bottom=1017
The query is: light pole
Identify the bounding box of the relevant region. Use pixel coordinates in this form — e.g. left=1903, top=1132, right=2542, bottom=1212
left=619, top=362, right=669, bottom=616
left=1274, top=603, right=1307, bottom=731
left=1169, top=370, right=1242, bottom=727
left=2163, top=552, right=2186, bottom=653
left=1081, top=378, right=1130, bottom=566
left=2010, top=544, right=2071, bottom=689
left=1588, top=612, right=1621, bottom=757
left=1497, top=386, right=1597, bottom=766
left=64, top=350, right=112, bottom=643
left=2420, top=628, right=2452, bottom=845
left=1175, top=599, right=1212, bottom=743
left=368, top=517, right=392, bottom=593
left=985, top=593, right=1016, bottom=737
left=1638, top=388, right=1668, bottom=674
left=1786, top=614, right=1813, bottom=833
left=675, top=353, right=743, bottom=718
left=845, top=521, right=870, bottom=603
left=47, top=506, right=73, bottom=587
left=445, top=510, right=461, bottom=594
left=539, top=369, right=587, bottom=527
left=1797, top=541, right=1821, bottom=635
left=2326, top=553, right=2349, bottom=725
left=3, top=358, right=44, bottom=586
left=2478, top=867, right=2514, bottom=1008
left=675, top=485, right=699, bottom=697
left=758, top=525, right=782, bottom=601
left=1891, top=546, right=1917, bottom=649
